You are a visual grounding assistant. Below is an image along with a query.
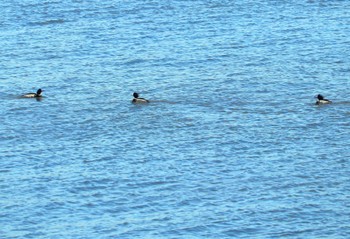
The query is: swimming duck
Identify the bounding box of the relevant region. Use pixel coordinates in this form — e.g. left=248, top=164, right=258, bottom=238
left=315, top=94, right=331, bottom=105
left=22, top=89, right=43, bottom=98
left=132, top=92, right=149, bottom=103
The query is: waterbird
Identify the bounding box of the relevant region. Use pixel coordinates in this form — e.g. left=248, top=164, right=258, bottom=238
left=22, top=89, right=43, bottom=98
left=132, top=92, right=149, bottom=103
left=315, top=94, right=331, bottom=105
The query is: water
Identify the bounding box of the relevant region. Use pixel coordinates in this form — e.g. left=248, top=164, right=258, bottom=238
left=1, top=0, right=350, bottom=238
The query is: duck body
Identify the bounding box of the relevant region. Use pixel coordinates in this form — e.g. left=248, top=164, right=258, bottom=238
left=315, top=94, right=331, bottom=105
left=132, top=92, right=149, bottom=103
left=22, top=89, right=43, bottom=98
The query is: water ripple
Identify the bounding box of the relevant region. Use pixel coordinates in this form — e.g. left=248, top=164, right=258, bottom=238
left=1, top=0, right=350, bottom=238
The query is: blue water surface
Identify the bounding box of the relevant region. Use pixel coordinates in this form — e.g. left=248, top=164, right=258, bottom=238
left=1, top=0, right=350, bottom=238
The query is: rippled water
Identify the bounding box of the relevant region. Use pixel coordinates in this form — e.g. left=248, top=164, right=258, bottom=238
left=1, top=1, right=350, bottom=238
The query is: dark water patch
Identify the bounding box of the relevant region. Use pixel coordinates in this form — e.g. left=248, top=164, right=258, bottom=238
left=28, top=19, right=66, bottom=26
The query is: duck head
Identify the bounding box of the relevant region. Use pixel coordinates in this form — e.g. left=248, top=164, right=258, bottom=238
left=315, top=94, right=324, bottom=100
left=37, top=89, right=43, bottom=96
